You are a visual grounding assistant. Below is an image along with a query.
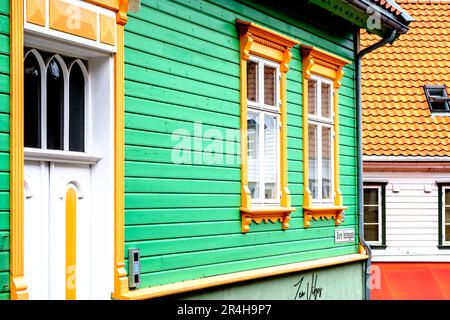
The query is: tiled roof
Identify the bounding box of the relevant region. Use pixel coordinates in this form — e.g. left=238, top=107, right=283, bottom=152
left=361, top=0, right=450, bottom=157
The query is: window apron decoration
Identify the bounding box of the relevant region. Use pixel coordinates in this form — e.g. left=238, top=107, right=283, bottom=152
left=10, top=0, right=130, bottom=300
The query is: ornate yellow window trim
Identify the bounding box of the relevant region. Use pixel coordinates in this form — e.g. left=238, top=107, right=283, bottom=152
left=10, top=0, right=129, bottom=300
left=236, top=20, right=299, bottom=233
left=301, top=45, right=350, bottom=228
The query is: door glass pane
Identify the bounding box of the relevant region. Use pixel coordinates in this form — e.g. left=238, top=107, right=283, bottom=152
left=264, top=65, right=276, bottom=106
left=364, top=224, right=379, bottom=242
left=247, top=61, right=258, bottom=103
left=364, top=188, right=379, bottom=205
left=264, top=115, right=277, bottom=200
left=247, top=111, right=260, bottom=200
left=308, top=80, right=317, bottom=116
left=47, top=58, right=64, bottom=150
left=69, top=63, right=85, bottom=152
left=308, top=123, right=318, bottom=199
left=321, top=82, right=331, bottom=118
left=364, top=206, right=379, bottom=223
left=24, top=52, right=41, bottom=148
left=322, top=126, right=332, bottom=199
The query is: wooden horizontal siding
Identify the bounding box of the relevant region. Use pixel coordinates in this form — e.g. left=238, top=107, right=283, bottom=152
left=0, top=0, right=9, bottom=299
left=124, top=0, right=358, bottom=289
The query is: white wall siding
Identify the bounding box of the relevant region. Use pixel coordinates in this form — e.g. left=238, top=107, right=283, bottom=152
left=364, top=170, right=450, bottom=262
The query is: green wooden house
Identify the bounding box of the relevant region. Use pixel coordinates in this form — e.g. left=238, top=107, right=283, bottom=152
left=1, top=0, right=411, bottom=300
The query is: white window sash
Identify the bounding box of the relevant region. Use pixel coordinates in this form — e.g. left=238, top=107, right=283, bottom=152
left=443, top=187, right=450, bottom=245
left=363, top=186, right=383, bottom=246
left=308, top=76, right=334, bottom=204
left=247, top=56, right=281, bottom=205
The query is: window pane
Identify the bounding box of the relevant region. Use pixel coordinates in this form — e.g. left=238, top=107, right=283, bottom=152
left=364, top=206, right=379, bottom=223
left=47, top=58, right=64, bottom=150
left=322, top=126, right=332, bottom=199
left=446, top=225, right=450, bottom=242
left=364, top=224, right=379, bottom=242
left=446, top=207, right=450, bottom=224
left=264, top=65, right=276, bottom=106
left=308, top=80, right=317, bottom=116
left=69, top=63, right=85, bottom=152
left=308, top=123, right=318, bottom=199
left=364, top=188, right=379, bottom=205
left=247, top=61, right=258, bottom=103
left=321, top=82, right=331, bottom=118
left=24, top=52, right=41, bottom=148
left=445, top=189, right=450, bottom=206
left=247, top=111, right=260, bottom=200
left=264, top=115, right=277, bottom=200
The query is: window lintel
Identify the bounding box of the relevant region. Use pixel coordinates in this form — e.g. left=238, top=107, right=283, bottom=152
left=301, top=45, right=350, bottom=88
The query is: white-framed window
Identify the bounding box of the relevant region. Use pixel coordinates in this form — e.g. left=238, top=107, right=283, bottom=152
left=307, top=76, right=334, bottom=204
left=24, top=48, right=88, bottom=153
left=442, top=187, right=450, bottom=245
left=363, top=185, right=384, bottom=246
left=247, top=56, right=281, bottom=205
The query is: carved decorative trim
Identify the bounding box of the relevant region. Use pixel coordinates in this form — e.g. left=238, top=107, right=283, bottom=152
left=237, top=19, right=299, bottom=233
left=301, top=45, right=350, bottom=228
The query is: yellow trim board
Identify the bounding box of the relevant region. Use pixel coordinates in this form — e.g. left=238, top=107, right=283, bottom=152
left=10, top=0, right=28, bottom=300
left=236, top=19, right=299, bottom=232
left=112, top=253, right=368, bottom=300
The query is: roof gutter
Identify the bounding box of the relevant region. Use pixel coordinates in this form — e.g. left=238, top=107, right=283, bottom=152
left=345, top=0, right=411, bottom=35
left=355, top=28, right=398, bottom=300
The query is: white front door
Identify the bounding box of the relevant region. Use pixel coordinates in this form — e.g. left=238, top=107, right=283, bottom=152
left=24, top=161, right=91, bottom=300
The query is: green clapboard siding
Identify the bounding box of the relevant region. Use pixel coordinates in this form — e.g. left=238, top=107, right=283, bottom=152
left=124, top=0, right=359, bottom=289
left=0, top=0, right=9, bottom=297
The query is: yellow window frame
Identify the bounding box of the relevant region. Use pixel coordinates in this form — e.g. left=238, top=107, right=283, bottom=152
left=236, top=19, right=299, bottom=233
left=301, top=45, right=350, bottom=228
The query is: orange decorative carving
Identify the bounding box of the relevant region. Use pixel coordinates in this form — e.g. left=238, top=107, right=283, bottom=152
left=241, top=207, right=295, bottom=233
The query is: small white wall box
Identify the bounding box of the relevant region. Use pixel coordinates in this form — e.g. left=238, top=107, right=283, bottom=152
left=424, top=185, right=432, bottom=193
left=129, top=0, right=141, bottom=13
left=128, top=248, right=141, bottom=289
left=392, top=184, right=401, bottom=193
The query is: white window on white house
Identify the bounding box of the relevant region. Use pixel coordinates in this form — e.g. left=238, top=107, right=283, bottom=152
left=247, top=57, right=280, bottom=205
left=363, top=186, right=383, bottom=245
left=443, top=187, right=450, bottom=245
left=24, top=48, right=88, bottom=153
left=307, top=76, right=333, bottom=204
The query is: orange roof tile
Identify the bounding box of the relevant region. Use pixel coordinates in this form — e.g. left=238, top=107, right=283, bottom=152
left=361, top=0, right=450, bottom=157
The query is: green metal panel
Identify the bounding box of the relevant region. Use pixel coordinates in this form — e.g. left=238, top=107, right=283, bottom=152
left=0, top=0, right=9, bottom=297
left=176, top=261, right=364, bottom=300
left=124, top=0, right=359, bottom=291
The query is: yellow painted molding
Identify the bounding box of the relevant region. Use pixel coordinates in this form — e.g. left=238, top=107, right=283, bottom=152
left=85, top=0, right=120, bottom=11
left=112, top=253, right=368, bottom=300
left=301, top=45, right=350, bottom=228
left=49, top=0, right=97, bottom=40
left=113, top=23, right=129, bottom=298
left=100, top=14, right=116, bottom=46
left=10, top=0, right=29, bottom=301
left=236, top=20, right=299, bottom=233
left=65, top=188, right=77, bottom=300
left=26, top=0, right=46, bottom=27
left=117, top=0, right=128, bottom=26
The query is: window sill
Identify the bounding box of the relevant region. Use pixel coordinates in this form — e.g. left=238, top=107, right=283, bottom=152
left=369, top=245, right=387, bottom=250
left=303, top=205, right=347, bottom=228
left=240, top=206, right=296, bottom=233
left=437, top=245, right=450, bottom=250
left=24, top=148, right=102, bottom=165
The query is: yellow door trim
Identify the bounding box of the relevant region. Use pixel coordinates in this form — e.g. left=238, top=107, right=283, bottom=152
left=9, top=0, right=130, bottom=300
left=65, top=188, right=77, bottom=300
left=9, top=0, right=28, bottom=300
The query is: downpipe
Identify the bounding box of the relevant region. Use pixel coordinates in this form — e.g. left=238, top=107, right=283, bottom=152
left=355, top=29, right=397, bottom=300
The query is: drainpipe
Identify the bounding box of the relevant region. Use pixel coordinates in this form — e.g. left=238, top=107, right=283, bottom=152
left=355, top=28, right=397, bottom=300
